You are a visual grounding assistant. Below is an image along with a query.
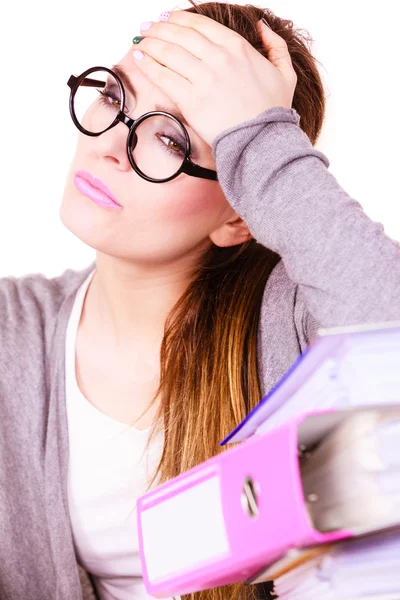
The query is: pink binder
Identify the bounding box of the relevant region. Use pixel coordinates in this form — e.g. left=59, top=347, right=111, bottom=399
left=137, top=409, right=353, bottom=598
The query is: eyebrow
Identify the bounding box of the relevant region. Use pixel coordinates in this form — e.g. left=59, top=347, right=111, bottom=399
left=111, top=63, right=191, bottom=130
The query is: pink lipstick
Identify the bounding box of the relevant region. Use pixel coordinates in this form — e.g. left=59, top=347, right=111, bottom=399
left=73, top=170, right=122, bottom=209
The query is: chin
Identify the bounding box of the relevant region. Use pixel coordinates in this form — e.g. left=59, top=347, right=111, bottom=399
left=59, top=183, right=118, bottom=254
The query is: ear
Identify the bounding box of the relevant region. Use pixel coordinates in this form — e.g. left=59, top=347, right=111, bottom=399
left=209, top=214, right=253, bottom=248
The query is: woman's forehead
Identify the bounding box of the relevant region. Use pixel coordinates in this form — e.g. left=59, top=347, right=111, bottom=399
left=115, top=51, right=179, bottom=115
left=114, top=50, right=213, bottom=155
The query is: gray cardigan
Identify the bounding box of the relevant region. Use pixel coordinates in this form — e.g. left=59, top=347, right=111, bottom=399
left=1, top=106, right=399, bottom=600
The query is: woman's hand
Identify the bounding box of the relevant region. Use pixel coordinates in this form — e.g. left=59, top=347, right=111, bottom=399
left=131, top=10, right=297, bottom=146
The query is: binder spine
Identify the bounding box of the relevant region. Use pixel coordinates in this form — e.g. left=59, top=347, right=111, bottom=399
left=137, top=414, right=352, bottom=597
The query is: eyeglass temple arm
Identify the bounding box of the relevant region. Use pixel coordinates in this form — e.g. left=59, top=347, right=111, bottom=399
left=67, top=75, right=105, bottom=90
left=182, top=160, right=218, bottom=181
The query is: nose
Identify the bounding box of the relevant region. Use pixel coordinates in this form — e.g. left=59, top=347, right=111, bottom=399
left=94, top=118, right=133, bottom=171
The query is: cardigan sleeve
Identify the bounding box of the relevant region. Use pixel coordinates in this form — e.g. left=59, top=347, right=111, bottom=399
left=211, top=106, right=400, bottom=343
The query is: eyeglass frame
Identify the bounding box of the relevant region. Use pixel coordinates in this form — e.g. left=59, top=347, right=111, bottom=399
left=67, top=66, right=219, bottom=184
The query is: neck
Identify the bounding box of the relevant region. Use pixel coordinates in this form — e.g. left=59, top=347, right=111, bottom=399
left=83, top=251, right=202, bottom=351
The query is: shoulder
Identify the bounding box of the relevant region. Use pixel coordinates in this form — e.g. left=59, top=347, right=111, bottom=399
left=0, top=262, right=95, bottom=417
left=257, top=260, right=320, bottom=393
left=263, top=258, right=296, bottom=297
left=260, top=259, right=298, bottom=329
left=0, top=262, right=94, bottom=307
left=0, top=261, right=95, bottom=338
left=262, top=260, right=319, bottom=344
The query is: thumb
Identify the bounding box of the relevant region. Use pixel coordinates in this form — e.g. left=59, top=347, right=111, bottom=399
left=256, top=19, right=296, bottom=81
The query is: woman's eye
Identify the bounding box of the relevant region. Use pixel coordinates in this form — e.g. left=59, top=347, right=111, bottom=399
left=97, top=89, right=125, bottom=111
left=109, top=96, right=121, bottom=108
left=162, top=136, right=181, bottom=152
left=159, top=134, right=186, bottom=157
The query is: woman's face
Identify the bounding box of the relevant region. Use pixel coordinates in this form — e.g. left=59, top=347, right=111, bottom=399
left=60, top=47, right=245, bottom=268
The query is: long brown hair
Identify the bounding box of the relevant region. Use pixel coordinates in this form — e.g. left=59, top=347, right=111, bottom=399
left=141, top=2, right=326, bottom=598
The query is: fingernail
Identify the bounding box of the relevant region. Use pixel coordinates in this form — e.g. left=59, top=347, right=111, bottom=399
left=133, top=50, right=145, bottom=60
left=140, top=21, right=153, bottom=31
left=132, top=36, right=144, bottom=44
left=159, top=11, right=171, bottom=21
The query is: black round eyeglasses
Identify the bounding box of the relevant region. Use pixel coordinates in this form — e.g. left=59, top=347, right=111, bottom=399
left=67, top=66, right=219, bottom=184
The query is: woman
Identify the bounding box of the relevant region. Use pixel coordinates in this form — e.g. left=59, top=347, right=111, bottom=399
left=0, top=1, right=399, bottom=600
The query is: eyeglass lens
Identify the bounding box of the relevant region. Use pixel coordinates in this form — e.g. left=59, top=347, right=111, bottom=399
left=72, top=68, right=188, bottom=180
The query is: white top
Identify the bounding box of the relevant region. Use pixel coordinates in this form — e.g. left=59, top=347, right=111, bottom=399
left=66, top=269, right=178, bottom=600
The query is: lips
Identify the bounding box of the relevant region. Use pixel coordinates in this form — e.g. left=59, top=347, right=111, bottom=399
left=74, top=170, right=122, bottom=207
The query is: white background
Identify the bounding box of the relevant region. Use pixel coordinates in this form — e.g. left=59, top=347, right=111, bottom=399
left=1, top=0, right=399, bottom=278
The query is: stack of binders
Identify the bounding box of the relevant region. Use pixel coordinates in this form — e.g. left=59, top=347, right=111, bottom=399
left=137, top=321, right=400, bottom=599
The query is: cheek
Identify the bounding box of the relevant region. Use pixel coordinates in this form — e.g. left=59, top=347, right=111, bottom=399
left=155, top=179, right=226, bottom=225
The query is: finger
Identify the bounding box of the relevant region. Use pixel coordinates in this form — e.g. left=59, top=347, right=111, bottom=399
left=139, top=20, right=224, bottom=63
left=256, top=19, right=296, bottom=79
left=132, top=45, right=192, bottom=107
left=157, top=9, right=245, bottom=49
left=134, top=36, right=204, bottom=84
